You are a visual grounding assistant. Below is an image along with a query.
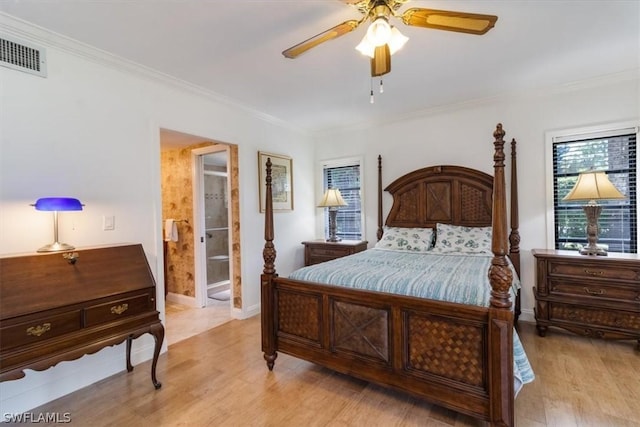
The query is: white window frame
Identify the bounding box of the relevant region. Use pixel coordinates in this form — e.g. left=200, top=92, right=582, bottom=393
left=544, top=120, right=639, bottom=252
left=316, top=156, right=365, bottom=241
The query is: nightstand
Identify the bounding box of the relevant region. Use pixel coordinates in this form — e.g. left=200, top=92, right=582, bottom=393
left=532, top=249, right=640, bottom=350
left=302, top=240, right=368, bottom=266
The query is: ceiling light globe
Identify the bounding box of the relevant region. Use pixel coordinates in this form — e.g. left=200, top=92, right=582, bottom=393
left=355, top=35, right=375, bottom=58
left=366, top=18, right=391, bottom=46
left=388, top=27, right=409, bottom=55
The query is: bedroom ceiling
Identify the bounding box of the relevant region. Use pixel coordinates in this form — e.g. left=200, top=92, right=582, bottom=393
left=1, top=1, right=638, bottom=133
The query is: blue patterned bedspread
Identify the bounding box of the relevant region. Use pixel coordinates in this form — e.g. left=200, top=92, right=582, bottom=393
left=289, top=248, right=535, bottom=392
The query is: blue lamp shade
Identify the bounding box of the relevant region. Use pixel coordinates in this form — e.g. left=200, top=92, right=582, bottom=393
left=33, top=197, right=83, bottom=212
left=32, top=197, right=84, bottom=252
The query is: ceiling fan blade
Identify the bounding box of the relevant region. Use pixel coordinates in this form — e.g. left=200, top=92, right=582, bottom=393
left=371, top=44, right=391, bottom=77
left=401, top=8, right=498, bottom=35
left=282, top=20, right=361, bottom=59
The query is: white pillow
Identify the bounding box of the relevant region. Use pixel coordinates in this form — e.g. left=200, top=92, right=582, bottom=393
left=432, top=223, right=492, bottom=254
left=375, top=226, right=434, bottom=252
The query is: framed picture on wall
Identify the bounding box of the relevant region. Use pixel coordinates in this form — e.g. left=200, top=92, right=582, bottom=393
left=258, top=151, right=293, bottom=212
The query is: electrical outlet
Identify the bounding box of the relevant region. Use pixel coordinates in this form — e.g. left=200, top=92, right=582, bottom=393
left=103, top=215, right=115, bottom=231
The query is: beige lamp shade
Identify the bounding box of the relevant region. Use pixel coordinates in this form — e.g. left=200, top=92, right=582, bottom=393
left=563, top=171, right=625, bottom=202
left=317, top=188, right=348, bottom=208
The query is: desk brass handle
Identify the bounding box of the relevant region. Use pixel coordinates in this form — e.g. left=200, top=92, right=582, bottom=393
left=584, top=269, right=604, bottom=276
left=110, top=304, right=129, bottom=315
left=26, top=323, right=51, bottom=337
left=583, top=287, right=605, bottom=296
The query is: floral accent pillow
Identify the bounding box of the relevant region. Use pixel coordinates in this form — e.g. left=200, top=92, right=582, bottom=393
left=432, top=223, right=493, bottom=254
left=375, top=226, right=434, bottom=252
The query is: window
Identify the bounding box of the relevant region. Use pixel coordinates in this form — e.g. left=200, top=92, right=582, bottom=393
left=321, top=158, right=363, bottom=240
left=548, top=123, right=638, bottom=254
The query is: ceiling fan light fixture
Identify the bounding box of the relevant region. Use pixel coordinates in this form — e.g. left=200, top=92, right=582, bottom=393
left=387, top=26, right=409, bottom=54
left=357, top=25, right=408, bottom=58
left=366, top=17, right=392, bottom=46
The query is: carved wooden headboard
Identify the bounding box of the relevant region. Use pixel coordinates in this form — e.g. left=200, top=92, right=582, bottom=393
left=384, top=165, right=494, bottom=229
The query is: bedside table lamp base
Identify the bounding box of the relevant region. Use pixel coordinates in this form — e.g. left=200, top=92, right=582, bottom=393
left=327, top=208, right=340, bottom=242
left=580, top=204, right=607, bottom=256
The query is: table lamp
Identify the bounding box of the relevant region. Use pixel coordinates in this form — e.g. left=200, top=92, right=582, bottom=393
left=318, top=188, right=347, bottom=242
left=32, top=197, right=84, bottom=252
left=562, top=171, right=625, bottom=256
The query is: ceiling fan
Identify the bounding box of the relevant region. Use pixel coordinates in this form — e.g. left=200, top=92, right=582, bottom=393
left=282, top=0, right=498, bottom=77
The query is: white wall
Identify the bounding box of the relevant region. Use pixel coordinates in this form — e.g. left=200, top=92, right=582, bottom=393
left=0, top=18, right=315, bottom=414
left=313, top=73, right=640, bottom=323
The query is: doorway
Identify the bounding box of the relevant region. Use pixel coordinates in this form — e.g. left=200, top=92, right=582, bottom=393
left=159, top=129, right=238, bottom=345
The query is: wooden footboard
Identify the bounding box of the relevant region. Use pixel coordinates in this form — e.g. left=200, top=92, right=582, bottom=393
left=263, top=278, right=513, bottom=423
left=261, top=124, right=516, bottom=426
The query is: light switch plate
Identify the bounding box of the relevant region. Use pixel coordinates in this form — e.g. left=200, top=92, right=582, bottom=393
left=103, top=215, right=115, bottom=231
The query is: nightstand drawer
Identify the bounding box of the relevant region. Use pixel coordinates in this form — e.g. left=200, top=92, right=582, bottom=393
left=310, top=247, right=352, bottom=257
left=549, top=302, right=640, bottom=331
left=0, top=310, right=82, bottom=350
left=84, top=292, right=152, bottom=327
left=549, top=279, right=640, bottom=303
left=302, top=240, right=368, bottom=266
left=548, top=260, right=640, bottom=282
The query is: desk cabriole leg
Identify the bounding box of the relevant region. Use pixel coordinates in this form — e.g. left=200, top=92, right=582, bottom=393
left=150, top=322, right=164, bottom=389
left=126, top=337, right=134, bottom=372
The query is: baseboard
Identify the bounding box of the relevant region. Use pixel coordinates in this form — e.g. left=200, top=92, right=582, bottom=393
left=166, top=292, right=198, bottom=308
left=519, top=308, right=535, bottom=324
left=232, top=303, right=259, bottom=320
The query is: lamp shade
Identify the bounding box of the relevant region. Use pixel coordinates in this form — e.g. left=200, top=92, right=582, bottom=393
left=366, top=17, right=392, bottom=46
left=563, top=172, right=625, bottom=201
left=317, top=189, right=347, bottom=208
left=33, top=197, right=83, bottom=211
left=387, top=26, right=409, bottom=55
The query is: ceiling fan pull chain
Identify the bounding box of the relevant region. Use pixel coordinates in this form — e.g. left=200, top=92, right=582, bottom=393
left=379, top=79, right=384, bottom=94
left=370, top=78, right=375, bottom=104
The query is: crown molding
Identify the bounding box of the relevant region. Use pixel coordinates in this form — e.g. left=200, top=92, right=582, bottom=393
left=0, top=12, right=305, bottom=134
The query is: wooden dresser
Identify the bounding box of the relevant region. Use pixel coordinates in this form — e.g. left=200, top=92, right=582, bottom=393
left=0, top=244, right=164, bottom=387
left=302, top=240, right=368, bottom=266
left=532, top=249, right=640, bottom=350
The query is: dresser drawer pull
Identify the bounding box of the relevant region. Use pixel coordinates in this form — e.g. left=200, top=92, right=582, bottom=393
left=110, top=304, right=129, bottom=315
left=583, top=287, right=605, bottom=296
left=26, top=323, right=51, bottom=337
left=584, top=269, right=604, bottom=276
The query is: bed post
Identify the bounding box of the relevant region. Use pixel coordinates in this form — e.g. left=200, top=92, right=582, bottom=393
left=261, top=158, right=278, bottom=370
left=377, top=155, right=383, bottom=241
left=488, top=123, right=515, bottom=427
left=509, top=138, right=521, bottom=322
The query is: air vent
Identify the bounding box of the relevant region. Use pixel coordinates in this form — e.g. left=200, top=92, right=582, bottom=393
left=0, top=35, right=47, bottom=77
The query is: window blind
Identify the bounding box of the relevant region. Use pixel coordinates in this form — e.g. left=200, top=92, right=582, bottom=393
left=323, top=164, right=362, bottom=240
left=553, top=133, right=637, bottom=253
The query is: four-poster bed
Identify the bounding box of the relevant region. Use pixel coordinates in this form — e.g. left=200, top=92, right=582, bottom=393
left=261, top=124, right=530, bottom=426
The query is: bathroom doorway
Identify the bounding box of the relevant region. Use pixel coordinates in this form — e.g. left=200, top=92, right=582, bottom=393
left=160, top=129, right=239, bottom=345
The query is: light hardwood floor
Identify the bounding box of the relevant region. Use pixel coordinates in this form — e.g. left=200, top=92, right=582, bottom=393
left=165, top=298, right=232, bottom=346
left=11, top=318, right=639, bottom=426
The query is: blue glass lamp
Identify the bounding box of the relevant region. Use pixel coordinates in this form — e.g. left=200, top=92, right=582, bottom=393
left=32, top=197, right=84, bottom=252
